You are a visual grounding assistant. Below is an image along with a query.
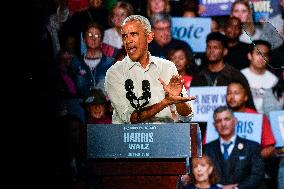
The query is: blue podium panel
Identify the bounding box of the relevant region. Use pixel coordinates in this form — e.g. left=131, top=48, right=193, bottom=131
left=87, top=123, right=194, bottom=159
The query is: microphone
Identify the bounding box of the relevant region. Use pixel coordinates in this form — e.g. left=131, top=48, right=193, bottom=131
left=140, top=80, right=151, bottom=107
left=125, top=79, right=152, bottom=123
left=125, top=79, right=137, bottom=109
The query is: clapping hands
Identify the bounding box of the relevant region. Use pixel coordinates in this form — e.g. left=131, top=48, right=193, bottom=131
left=158, top=75, right=195, bottom=105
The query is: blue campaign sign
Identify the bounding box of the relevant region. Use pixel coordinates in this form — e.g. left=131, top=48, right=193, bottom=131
left=206, top=112, right=263, bottom=144
left=199, top=0, right=235, bottom=17
left=171, top=17, right=211, bottom=52
left=251, top=0, right=274, bottom=22
left=269, top=110, right=284, bottom=147
left=188, top=86, right=227, bottom=122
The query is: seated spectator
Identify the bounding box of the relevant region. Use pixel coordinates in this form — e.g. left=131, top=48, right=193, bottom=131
left=224, top=16, right=251, bottom=70
left=103, top=1, right=134, bottom=50
left=226, top=80, right=276, bottom=158
left=147, top=0, right=170, bottom=19
left=191, top=32, right=255, bottom=109
left=241, top=40, right=278, bottom=113
left=84, top=89, right=112, bottom=124
left=71, top=22, right=114, bottom=98
left=205, top=106, right=264, bottom=189
left=149, top=12, right=193, bottom=59
left=230, top=0, right=262, bottom=44
left=64, top=0, right=109, bottom=56
left=167, top=46, right=196, bottom=90
left=226, top=79, right=278, bottom=189
left=178, top=155, right=220, bottom=189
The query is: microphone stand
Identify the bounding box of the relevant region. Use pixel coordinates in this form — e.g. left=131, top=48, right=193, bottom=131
left=125, top=79, right=151, bottom=124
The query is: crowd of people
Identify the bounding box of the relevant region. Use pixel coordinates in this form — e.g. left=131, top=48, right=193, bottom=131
left=34, top=0, right=284, bottom=188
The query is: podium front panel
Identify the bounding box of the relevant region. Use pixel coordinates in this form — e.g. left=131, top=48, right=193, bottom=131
left=87, top=123, right=191, bottom=159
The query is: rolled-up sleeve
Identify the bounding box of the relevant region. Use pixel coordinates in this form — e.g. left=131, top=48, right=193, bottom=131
left=105, top=67, right=134, bottom=124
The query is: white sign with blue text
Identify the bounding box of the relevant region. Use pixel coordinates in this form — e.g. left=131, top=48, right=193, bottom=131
left=171, top=17, right=211, bottom=52
left=206, top=112, right=263, bottom=144
left=188, top=86, right=227, bottom=122
left=269, top=110, right=284, bottom=147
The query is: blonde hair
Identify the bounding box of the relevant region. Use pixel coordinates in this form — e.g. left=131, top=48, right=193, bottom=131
left=231, top=0, right=255, bottom=34
left=109, top=1, right=134, bottom=27
left=147, top=0, right=170, bottom=18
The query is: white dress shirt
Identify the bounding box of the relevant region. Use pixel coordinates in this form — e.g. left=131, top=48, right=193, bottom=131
left=219, top=135, right=237, bottom=157
left=105, top=54, right=194, bottom=124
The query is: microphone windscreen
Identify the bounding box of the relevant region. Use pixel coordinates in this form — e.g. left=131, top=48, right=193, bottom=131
left=142, top=80, right=150, bottom=91
left=125, top=79, right=134, bottom=91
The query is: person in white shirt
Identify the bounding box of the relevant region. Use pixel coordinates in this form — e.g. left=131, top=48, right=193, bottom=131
left=103, top=1, right=134, bottom=49
left=241, top=40, right=278, bottom=113
left=105, top=15, right=195, bottom=124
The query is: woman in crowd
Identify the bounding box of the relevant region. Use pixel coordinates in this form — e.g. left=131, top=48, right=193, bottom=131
left=146, top=0, right=170, bottom=18
left=103, top=1, right=134, bottom=50
left=167, top=46, right=196, bottom=91
left=72, top=22, right=114, bottom=98
left=230, top=0, right=262, bottom=43
left=179, top=155, right=220, bottom=189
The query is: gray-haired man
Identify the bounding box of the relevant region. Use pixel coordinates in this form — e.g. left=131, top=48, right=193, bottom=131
left=105, top=15, right=195, bottom=124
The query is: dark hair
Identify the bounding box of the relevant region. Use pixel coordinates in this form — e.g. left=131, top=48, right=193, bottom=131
left=249, top=40, right=272, bottom=54
left=273, top=78, right=284, bottom=99
left=227, top=79, right=257, bottom=110
left=166, top=46, right=196, bottom=75
left=225, top=16, right=242, bottom=30
left=83, top=22, right=104, bottom=40
left=84, top=89, right=107, bottom=105
left=56, top=48, right=74, bottom=65
left=182, top=0, right=198, bottom=16
left=213, top=106, right=234, bottom=120
left=206, top=32, right=228, bottom=48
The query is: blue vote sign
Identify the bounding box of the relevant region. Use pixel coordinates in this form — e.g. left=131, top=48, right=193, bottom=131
left=172, top=17, right=211, bottom=52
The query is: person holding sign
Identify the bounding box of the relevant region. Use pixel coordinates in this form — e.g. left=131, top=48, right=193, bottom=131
left=205, top=106, right=264, bottom=189
left=105, top=15, right=195, bottom=124
left=226, top=80, right=276, bottom=158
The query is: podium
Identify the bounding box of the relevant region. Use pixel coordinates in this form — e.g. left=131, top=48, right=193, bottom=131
left=86, top=123, right=202, bottom=189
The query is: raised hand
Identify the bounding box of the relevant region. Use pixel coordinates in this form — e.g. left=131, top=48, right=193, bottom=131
left=158, top=75, right=196, bottom=105
left=159, top=75, right=183, bottom=96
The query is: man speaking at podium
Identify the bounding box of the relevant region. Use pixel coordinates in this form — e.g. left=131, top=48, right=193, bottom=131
left=105, top=15, right=195, bottom=124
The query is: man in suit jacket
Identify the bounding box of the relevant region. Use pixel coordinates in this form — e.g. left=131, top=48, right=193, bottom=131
left=204, top=106, right=264, bottom=189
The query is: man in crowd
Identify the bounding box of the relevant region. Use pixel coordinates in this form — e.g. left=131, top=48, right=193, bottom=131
left=148, top=13, right=193, bottom=59
left=205, top=106, right=264, bottom=189
left=241, top=40, right=278, bottom=113
left=224, top=16, right=251, bottom=70
left=191, top=32, right=255, bottom=109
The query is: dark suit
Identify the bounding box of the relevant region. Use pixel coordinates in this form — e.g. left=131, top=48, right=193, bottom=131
left=204, top=136, right=264, bottom=189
